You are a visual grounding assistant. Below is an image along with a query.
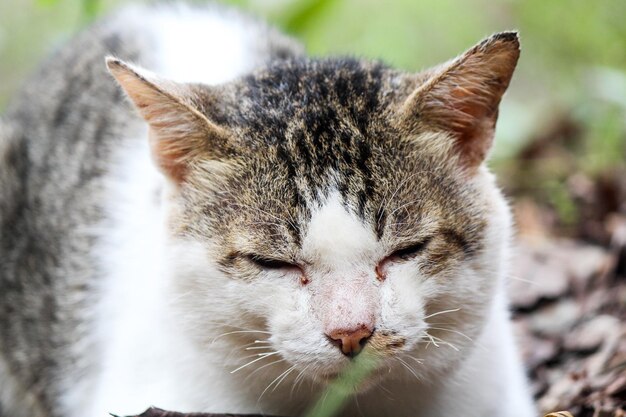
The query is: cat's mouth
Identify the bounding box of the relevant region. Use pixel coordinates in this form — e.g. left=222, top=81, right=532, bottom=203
left=314, top=367, right=388, bottom=394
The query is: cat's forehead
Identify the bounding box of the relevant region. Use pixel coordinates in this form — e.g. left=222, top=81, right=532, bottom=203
left=206, top=58, right=411, bottom=220
left=241, top=57, right=395, bottom=102
left=301, top=190, right=379, bottom=266
left=216, top=57, right=402, bottom=132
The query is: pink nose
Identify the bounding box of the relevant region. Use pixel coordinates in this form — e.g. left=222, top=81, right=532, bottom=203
left=327, top=326, right=373, bottom=357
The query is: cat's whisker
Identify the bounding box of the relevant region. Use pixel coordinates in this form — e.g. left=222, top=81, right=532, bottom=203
left=272, top=365, right=296, bottom=393
left=221, top=335, right=269, bottom=360
left=212, top=329, right=272, bottom=344
left=424, top=332, right=459, bottom=351
left=406, top=355, right=424, bottom=365
left=246, top=345, right=273, bottom=351
left=241, top=340, right=270, bottom=348
left=257, top=351, right=278, bottom=356
left=321, top=388, right=330, bottom=409
left=428, top=326, right=474, bottom=342
left=354, top=391, right=366, bottom=417
left=244, top=358, right=288, bottom=381
left=424, top=308, right=461, bottom=320
left=376, top=380, right=396, bottom=401
left=290, top=365, right=310, bottom=398
left=216, top=335, right=271, bottom=362
left=395, top=356, right=420, bottom=381
left=416, top=340, right=434, bottom=349
left=258, top=365, right=297, bottom=402
left=423, top=332, right=440, bottom=348
left=230, top=351, right=279, bottom=374
left=508, top=275, right=538, bottom=285
left=202, top=320, right=270, bottom=331
left=225, top=341, right=269, bottom=361
left=236, top=350, right=278, bottom=363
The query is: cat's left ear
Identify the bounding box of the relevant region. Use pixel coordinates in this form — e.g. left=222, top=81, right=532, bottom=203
left=106, top=57, right=232, bottom=183
left=398, top=32, right=520, bottom=171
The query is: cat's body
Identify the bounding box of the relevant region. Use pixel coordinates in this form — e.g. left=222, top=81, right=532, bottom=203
left=0, top=4, right=535, bottom=417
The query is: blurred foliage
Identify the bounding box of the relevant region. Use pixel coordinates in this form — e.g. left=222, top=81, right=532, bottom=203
left=0, top=0, right=625, bottom=230
left=36, top=0, right=102, bottom=18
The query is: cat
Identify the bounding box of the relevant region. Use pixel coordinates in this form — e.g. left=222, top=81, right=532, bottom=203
left=0, top=3, right=536, bottom=417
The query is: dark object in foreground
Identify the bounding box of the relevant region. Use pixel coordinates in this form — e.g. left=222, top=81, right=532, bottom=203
left=124, top=407, right=580, bottom=417
left=123, top=407, right=282, bottom=417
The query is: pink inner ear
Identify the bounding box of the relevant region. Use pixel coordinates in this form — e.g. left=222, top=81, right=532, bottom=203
left=398, top=33, right=519, bottom=170
left=455, top=114, right=496, bottom=169
left=449, top=84, right=499, bottom=167
left=451, top=85, right=488, bottom=120
left=148, top=129, right=189, bottom=184
left=108, top=58, right=231, bottom=184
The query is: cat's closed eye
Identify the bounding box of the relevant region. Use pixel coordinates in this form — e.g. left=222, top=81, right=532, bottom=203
left=246, top=254, right=299, bottom=271
left=375, top=238, right=432, bottom=281
left=388, top=237, right=432, bottom=261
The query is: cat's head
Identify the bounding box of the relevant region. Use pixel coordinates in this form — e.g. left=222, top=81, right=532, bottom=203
left=108, top=32, right=519, bottom=391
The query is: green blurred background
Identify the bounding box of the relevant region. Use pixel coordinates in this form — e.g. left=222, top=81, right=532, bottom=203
left=1, top=0, right=625, bottom=235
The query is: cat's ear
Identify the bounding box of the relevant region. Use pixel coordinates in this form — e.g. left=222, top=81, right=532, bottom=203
left=106, top=57, right=231, bottom=183
left=398, top=32, right=520, bottom=171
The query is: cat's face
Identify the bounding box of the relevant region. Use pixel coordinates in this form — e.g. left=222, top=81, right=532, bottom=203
left=108, top=32, right=519, bottom=390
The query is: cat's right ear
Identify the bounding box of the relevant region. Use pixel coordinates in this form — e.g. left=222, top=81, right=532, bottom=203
left=396, top=32, right=520, bottom=173
left=106, top=57, right=231, bottom=183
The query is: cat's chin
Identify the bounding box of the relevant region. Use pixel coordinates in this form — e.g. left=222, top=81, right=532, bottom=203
left=312, top=367, right=390, bottom=394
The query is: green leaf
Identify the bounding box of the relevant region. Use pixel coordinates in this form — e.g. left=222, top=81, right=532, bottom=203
left=303, top=350, right=380, bottom=417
